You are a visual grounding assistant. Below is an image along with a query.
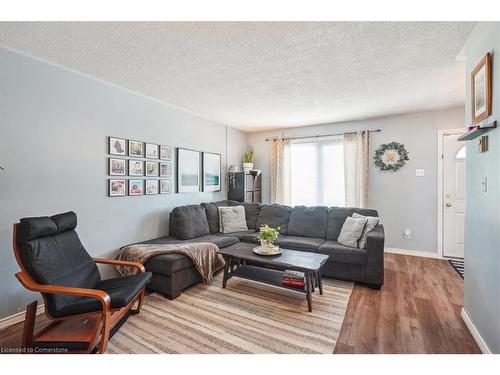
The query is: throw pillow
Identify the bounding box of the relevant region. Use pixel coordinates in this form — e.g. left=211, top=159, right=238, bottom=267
left=218, top=206, right=248, bottom=233
left=352, top=212, right=380, bottom=249
left=337, top=216, right=368, bottom=248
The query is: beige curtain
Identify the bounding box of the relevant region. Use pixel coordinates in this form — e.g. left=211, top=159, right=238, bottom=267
left=270, top=139, right=291, bottom=205
left=344, top=131, right=370, bottom=208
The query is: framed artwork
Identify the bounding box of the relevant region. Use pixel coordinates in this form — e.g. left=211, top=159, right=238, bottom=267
left=109, top=158, right=126, bottom=176
left=128, top=140, right=143, bottom=157
left=145, top=143, right=159, bottom=159
left=471, top=52, right=492, bottom=124
left=177, top=148, right=200, bottom=193
left=160, top=145, right=173, bottom=161
left=160, top=162, right=172, bottom=178
left=145, top=180, right=159, bottom=195
left=202, top=152, right=221, bottom=192
left=128, top=179, right=144, bottom=196
left=108, top=137, right=126, bottom=156
left=145, top=161, right=159, bottom=177
left=108, top=179, right=126, bottom=197
left=160, top=179, right=172, bottom=194
left=128, top=160, right=144, bottom=176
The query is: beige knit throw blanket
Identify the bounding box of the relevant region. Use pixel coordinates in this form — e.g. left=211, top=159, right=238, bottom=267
left=115, top=242, right=225, bottom=284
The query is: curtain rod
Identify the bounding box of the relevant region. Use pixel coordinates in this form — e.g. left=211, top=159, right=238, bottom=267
left=264, top=129, right=381, bottom=142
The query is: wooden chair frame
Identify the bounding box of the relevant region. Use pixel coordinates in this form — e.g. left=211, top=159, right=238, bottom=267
left=12, top=223, right=147, bottom=353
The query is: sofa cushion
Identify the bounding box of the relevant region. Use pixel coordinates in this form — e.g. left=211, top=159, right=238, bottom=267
left=337, top=216, right=368, bottom=248
left=287, top=206, right=328, bottom=238
left=256, top=204, right=292, bottom=234
left=239, top=233, right=260, bottom=244
left=218, top=229, right=257, bottom=240
left=276, top=235, right=325, bottom=252
left=171, top=205, right=210, bottom=239
left=202, top=200, right=241, bottom=234
left=352, top=212, right=380, bottom=249
left=326, top=207, right=378, bottom=240
left=318, top=240, right=368, bottom=265
left=240, top=202, right=262, bottom=229
left=219, top=205, right=248, bottom=233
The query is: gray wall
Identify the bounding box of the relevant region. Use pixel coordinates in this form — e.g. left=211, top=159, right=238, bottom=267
left=0, top=48, right=248, bottom=319
left=247, top=107, right=465, bottom=252
left=462, top=23, right=500, bottom=353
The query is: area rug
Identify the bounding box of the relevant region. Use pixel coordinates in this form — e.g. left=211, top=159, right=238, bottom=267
left=449, top=259, right=464, bottom=279
left=107, top=273, right=353, bottom=354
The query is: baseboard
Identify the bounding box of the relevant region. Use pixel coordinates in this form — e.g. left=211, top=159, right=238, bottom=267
left=385, top=247, right=440, bottom=259
left=0, top=303, right=45, bottom=331
left=461, top=308, right=492, bottom=354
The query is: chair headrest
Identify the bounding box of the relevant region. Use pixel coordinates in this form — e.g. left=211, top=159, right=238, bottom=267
left=17, top=211, right=77, bottom=243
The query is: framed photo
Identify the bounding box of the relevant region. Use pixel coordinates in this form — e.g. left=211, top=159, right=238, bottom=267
left=471, top=52, right=492, bottom=124
left=160, top=145, right=173, bottom=161
left=128, top=160, right=144, bottom=176
left=145, top=161, right=159, bottom=177
left=128, top=179, right=144, bottom=196
left=128, top=140, right=143, bottom=157
left=108, top=137, right=126, bottom=156
left=108, top=179, right=126, bottom=197
left=145, top=143, right=159, bottom=159
left=145, top=180, right=159, bottom=195
left=160, top=162, right=172, bottom=178
left=177, top=148, right=200, bottom=193
left=202, top=152, right=221, bottom=192
left=160, top=179, right=172, bottom=194
left=109, top=158, right=126, bottom=176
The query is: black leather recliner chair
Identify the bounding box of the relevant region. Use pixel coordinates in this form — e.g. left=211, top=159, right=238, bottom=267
left=13, top=211, right=152, bottom=353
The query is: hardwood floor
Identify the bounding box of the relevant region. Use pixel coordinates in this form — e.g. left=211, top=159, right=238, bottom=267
left=0, top=253, right=480, bottom=354
left=334, top=253, right=481, bottom=354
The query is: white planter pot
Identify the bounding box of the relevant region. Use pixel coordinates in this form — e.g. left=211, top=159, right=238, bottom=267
left=260, top=240, right=277, bottom=252
left=243, top=162, right=254, bottom=172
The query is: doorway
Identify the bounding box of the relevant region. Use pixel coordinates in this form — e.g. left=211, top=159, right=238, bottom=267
left=438, top=129, right=466, bottom=259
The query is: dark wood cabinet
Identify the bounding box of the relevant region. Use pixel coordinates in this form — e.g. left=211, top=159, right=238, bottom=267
left=228, top=172, right=262, bottom=203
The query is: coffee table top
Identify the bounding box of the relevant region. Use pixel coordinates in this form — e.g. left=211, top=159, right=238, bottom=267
left=218, top=242, right=329, bottom=272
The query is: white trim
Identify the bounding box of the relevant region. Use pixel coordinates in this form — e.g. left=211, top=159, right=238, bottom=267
left=384, top=247, right=440, bottom=259
left=436, top=128, right=466, bottom=259
left=0, top=303, right=45, bottom=331
left=461, top=307, right=492, bottom=354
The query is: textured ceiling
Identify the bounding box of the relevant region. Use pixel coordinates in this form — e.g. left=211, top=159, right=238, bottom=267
left=0, top=22, right=474, bottom=132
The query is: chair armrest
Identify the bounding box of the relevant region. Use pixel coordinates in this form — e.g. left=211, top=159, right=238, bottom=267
left=365, top=224, right=385, bottom=287
left=15, top=271, right=111, bottom=311
left=93, top=258, right=145, bottom=273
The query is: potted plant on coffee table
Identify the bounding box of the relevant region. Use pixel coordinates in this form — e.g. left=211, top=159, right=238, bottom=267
left=257, top=224, right=280, bottom=254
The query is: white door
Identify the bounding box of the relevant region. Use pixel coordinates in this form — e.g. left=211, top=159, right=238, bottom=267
left=442, top=132, right=466, bottom=258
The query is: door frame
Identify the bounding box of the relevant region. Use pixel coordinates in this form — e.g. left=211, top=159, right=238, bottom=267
left=437, top=128, right=466, bottom=259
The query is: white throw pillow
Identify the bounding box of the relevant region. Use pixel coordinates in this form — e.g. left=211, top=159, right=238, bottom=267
left=352, top=212, right=380, bottom=249
left=337, top=216, right=368, bottom=248
left=218, top=206, right=248, bottom=233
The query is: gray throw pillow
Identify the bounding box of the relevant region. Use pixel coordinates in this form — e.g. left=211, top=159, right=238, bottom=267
left=337, top=217, right=368, bottom=248
left=218, top=206, right=248, bottom=233
left=352, top=212, right=380, bottom=249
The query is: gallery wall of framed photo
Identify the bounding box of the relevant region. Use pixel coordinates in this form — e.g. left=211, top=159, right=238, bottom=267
left=107, top=136, right=173, bottom=197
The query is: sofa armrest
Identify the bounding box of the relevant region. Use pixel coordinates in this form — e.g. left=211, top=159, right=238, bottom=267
left=365, top=224, right=385, bottom=287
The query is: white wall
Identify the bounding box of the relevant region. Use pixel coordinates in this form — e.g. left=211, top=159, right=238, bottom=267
left=247, top=107, right=465, bottom=253
left=461, top=22, right=500, bottom=354
left=0, top=48, right=248, bottom=319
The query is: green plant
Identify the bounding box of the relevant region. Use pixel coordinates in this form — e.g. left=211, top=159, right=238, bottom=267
left=257, top=224, right=280, bottom=246
left=243, top=149, right=254, bottom=163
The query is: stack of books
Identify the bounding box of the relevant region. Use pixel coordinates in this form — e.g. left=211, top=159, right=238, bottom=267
left=282, top=270, right=305, bottom=287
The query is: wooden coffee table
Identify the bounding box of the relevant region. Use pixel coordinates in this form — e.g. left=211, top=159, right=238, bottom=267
left=218, top=242, right=329, bottom=312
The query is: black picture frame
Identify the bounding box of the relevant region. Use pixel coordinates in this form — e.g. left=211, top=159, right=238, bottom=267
left=108, top=179, right=126, bottom=197
left=128, top=140, right=143, bottom=157
left=176, top=148, right=201, bottom=193
left=108, top=158, right=126, bottom=176
left=108, top=137, right=126, bottom=156
left=128, top=179, right=144, bottom=196
left=202, top=152, right=221, bottom=192
left=145, top=143, right=159, bottom=159
left=128, top=160, right=144, bottom=176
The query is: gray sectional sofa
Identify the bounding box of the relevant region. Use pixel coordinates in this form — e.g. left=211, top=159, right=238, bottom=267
left=132, top=200, right=385, bottom=299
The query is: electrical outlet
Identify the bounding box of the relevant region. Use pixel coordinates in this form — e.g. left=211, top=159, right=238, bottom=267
left=416, top=169, right=425, bottom=177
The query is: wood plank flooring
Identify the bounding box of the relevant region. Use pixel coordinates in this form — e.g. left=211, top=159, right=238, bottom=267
left=0, top=253, right=480, bottom=354
left=334, top=253, right=480, bottom=354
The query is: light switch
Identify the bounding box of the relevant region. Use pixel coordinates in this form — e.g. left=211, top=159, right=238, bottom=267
left=416, top=169, right=425, bottom=177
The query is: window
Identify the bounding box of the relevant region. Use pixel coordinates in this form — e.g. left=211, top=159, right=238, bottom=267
left=289, top=137, right=345, bottom=206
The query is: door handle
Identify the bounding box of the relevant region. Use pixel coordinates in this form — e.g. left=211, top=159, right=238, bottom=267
left=446, top=203, right=452, bottom=207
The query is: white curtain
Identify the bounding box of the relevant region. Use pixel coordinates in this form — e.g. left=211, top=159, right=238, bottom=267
left=270, top=139, right=291, bottom=205
left=343, top=131, right=370, bottom=208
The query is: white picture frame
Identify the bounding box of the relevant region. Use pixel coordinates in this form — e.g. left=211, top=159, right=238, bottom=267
left=202, top=152, right=221, bottom=192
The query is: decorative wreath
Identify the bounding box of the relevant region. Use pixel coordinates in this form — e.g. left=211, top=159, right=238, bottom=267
left=373, top=142, right=409, bottom=171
